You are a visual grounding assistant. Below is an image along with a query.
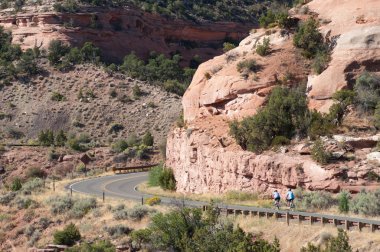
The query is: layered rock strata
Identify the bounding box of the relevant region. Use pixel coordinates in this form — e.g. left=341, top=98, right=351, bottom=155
left=0, top=6, right=250, bottom=63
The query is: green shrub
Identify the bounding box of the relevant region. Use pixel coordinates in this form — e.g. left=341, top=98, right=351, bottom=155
left=158, top=168, right=176, bottom=191
left=22, top=178, right=44, bottom=192
left=230, top=86, right=309, bottom=153
left=237, top=59, right=261, bottom=73
left=332, top=89, right=356, bottom=106
left=131, top=206, right=281, bottom=251
left=295, top=189, right=337, bottom=210
left=354, top=72, right=380, bottom=111
left=256, top=38, right=270, bottom=56
left=338, top=191, right=350, bottom=213
left=350, top=189, right=380, bottom=216
left=55, top=130, right=67, bottom=146
left=312, top=50, right=330, bottom=74
left=48, top=40, right=70, bottom=65
left=176, top=112, right=185, bottom=128
left=163, top=80, right=186, bottom=96
left=70, top=198, right=97, bottom=218
left=142, top=131, right=154, bottom=146
left=11, top=177, right=22, bottom=191
left=67, top=135, right=90, bottom=152
left=38, top=130, right=55, bottom=146
left=148, top=165, right=164, bottom=187
left=111, top=139, right=129, bottom=153
left=366, top=171, right=380, bottom=182
left=126, top=133, right=139, bottom=146
left=223, top=42, right=236, bottom=53
left=26, top=167, right=47, bottom=179
left=109, top=123, right=124, bottom=133
left=38, top=217, right=51, bottom=229
left=271, top=136, right=290, bottom=147
left=104, top=225, right=132, bottom=237
left=51, top=92, right=65, bottom=101
left=15, top=197, right=35, bottom=210
left=132, top=85, right=143, bottom=98
left=53, top=223, right=81, bottom=246
left=311, top=139, right=331, bottom=165
left=0, top=192, right=16, bottom=205
left=129, top=206, right=154, bottom=221
left=301, top=229, right=352, bottom=252
left=46, top=195, right=73, bottom=214
left=113, top=209, right=128, bottom=220
left=293, top=18, right=325, bottom=58
left=308, top=111, right=335, bottom=139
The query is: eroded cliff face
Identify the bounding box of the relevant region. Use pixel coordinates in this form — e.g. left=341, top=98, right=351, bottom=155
left=0, top=6, right=250, bottom=64
left=167, top=0, right=380, bottom=195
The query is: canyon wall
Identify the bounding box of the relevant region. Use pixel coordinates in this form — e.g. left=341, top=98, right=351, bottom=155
left=166, top=0, right=380, bottom=195
left=0, top=6, right=250, bottom=64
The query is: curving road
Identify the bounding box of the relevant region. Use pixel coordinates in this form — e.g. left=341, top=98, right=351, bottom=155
left=70, top=172, right=380, bottom=229
left=70, top=172, right=204, bottom=207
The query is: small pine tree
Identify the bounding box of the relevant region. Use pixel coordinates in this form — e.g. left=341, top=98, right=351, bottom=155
left=38, top=130, right=55, bottom=146
left=55, top=130, right=67, bottom=147
left=324, top=229, right=352, bottom=252
left=338, top=191, right=350, bottom=213
left=158, top=168, right=176, bottom=191
left=142, top=131, right=154, bottom=146
left=53, top=223, right=81, bottom=246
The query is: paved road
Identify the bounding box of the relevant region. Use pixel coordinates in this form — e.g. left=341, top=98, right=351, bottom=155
left=70, top=172, right=380, bottom=227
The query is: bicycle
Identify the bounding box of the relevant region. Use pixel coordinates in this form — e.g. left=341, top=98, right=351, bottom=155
left=274, top=200, right=280, bottom=210
left=287, top=200, right=295, bottom=211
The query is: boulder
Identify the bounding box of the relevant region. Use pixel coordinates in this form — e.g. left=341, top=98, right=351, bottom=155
left=367, top=152, right=380, bottom=163
left=333, top=135, right=380, bottom=149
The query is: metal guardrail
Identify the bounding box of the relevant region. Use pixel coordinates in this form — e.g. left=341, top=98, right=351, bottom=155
left=202, top=205, right=380, bottom=233
left=112, top=163, right=159, bottom=174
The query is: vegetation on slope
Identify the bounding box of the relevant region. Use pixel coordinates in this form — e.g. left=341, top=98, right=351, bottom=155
left=48, top=0, right=300, bottom=23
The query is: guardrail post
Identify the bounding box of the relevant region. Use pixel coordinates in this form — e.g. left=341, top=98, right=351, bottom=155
left=286, top=212, right=290, bottom=226
left=70, top=187, right=73, bottom=197
left=321, top=217, right=325, bottom=226
left=345, top=220, right=350, bottom=230
left=298, top=215, right=302, bottom=225
left=370, top=224, right=375, bottom=232
left=333, top=219, right=338, bottom=227
left=103, top=191, right=105, bottom=203
left=141, top=197, right=144, bottom=205
left=310, top=216, right=313, bottom=226
left=358, top=222, right=363, bottom=232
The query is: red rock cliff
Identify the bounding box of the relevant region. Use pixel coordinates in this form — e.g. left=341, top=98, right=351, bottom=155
left=0, top=6, right=250, bottom=64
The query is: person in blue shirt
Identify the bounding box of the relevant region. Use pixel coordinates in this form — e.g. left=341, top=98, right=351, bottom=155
left=273, top=190, right=281, bottom=204
left=286, top=188, right=295, bottom=207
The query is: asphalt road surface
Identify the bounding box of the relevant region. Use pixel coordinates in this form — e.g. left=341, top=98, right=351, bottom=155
left=70, top=172, right=380, bottom=227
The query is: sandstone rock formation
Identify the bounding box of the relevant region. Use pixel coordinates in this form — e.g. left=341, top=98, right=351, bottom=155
left=0, top=6, right=250, bottom=64
left=305, top=0, right=380, bottom=112
left=166, top=0, right=380, bottom=195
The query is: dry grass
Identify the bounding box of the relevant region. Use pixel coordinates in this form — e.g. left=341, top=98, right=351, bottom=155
left=1, top=172, right=173, bottom=251
left=138, top=182, right=272, bottom=207
left=235, top=216, right=380, bottom=252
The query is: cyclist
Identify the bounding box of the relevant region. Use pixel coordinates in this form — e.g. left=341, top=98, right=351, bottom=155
left=273, top=190, right=281, bottom=208
left=286, top=188, right=295, bottom=207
